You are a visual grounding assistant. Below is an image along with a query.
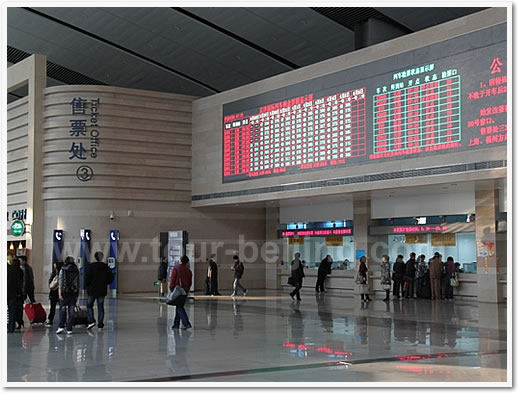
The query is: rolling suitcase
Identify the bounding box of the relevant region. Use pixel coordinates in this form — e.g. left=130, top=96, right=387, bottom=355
left=24, top=303, right=47, bottom=325
left=72, top=306, right=89, bottom=327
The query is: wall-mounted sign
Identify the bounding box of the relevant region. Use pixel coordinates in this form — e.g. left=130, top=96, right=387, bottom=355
left=69, top=97, right=100, bottom=182
left=405, top=234, right=428, bottom=244
left=288, top=237, right=304, bottom=245
left=11, top=220, right=25, bottom=237
left=7, top=209, right=27, bottom=222
left=222, top=24, right=506, bottom=183
left=282, top=228, right=353, bottom=237
left=325, top=236, right=344, bottom=246
left=369, top=221, right=476, bottom=236
left=431, top=233, right=456, bottom=247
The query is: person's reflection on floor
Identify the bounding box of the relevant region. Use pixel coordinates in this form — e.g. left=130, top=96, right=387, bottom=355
left=288, top=301, right=305, bottom=345
left=442, top=301, right=458, bottom=348
left=355, top=314, right=368, bottom=345
left=430, top=301, right=446, bottom=347
left=315, top=292, right=333, bottom=333
left=156, top=304, right=167, bottom=352
left=405, top=300, right=417, bottom=344
left=382, top=316, right=392, bottom=349
left=82, top=329, right=110, bottom=381
left=56, top=335, right=79, bottom=382
left=232, top=298, right=245, bottom=338
left=167, top=329, right=192, bottom=376
left=206, top=300, right=218, bottom=335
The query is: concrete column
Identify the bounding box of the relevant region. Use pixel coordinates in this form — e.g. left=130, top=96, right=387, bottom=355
left=265, top=206, right=282, bottom=289
left=475, top=181, right=504, bottom=303
left=354, top=17, right=408, bottom=50
left=8, top=55, right=47, bottom=292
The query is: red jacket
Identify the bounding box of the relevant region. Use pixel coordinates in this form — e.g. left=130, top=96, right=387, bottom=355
left=169, top=264, right=192, bottom=292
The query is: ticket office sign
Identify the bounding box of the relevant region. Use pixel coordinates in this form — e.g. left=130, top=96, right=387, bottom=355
left=222, top=23, right=506, bottom=183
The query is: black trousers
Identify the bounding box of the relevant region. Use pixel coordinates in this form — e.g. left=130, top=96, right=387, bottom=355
left=315, top=272, right=327, bottom=292
left=7, top=298, right=18, bottom=332
left=290, top=281, right=302, bottom=300
left=405, top=278, right=415, bottom=298
left=48, top=296, right=59, bottom=324
left=393, top=278, right=403, bottom=297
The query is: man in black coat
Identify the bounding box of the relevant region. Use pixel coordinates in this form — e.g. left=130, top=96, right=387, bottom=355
left=315, top=255, right=332, bottom=293
left=404, top=252, right=417, bottom=299
left=7, top=260, right=24, bottom=332
left=392, top=255, right=406, bottom=298
left=157, top=257, right=168, bottom=297
left=208, top=254, right=221, bottom=296
left=19, top=255, right=36, bottom=303
left=85, top=252, right=114, bottom=330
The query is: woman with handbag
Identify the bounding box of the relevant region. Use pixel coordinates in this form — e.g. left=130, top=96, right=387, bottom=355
left=46, top=260, right=63, bottom=327
left=380, top=255, right=392, bottom=302
left=355, top=256, right=371, bottom=302
left=169, top=255, right=193, bottom=330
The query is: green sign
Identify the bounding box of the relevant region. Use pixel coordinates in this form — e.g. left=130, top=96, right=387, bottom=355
left=154, top=281, right=161, bottom=286
left=11, top=220, right=24, bottom=237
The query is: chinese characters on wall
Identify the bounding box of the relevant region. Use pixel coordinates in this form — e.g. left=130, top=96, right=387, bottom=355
left=69, top=97, right=100, bottom=181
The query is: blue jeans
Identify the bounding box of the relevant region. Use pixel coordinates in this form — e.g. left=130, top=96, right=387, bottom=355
left=87, top=295, right=105, bottom=328
left=233, top=277, right=247, bottom=294
left=173, top=292, right=190, bottom=328
left=59, top=293, right=77, bottom=331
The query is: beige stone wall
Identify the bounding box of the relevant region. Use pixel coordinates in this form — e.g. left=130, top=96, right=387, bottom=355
left=192, top=8, right=507, bottom=207
left=7, top=97, right=29, bottom=214
left=39, top=85, right=265, bottom=293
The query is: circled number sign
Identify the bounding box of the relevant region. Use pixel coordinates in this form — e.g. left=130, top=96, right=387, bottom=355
left=76, top=165, right=94, bottom=182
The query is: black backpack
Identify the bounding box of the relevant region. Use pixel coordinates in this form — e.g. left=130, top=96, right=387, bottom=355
left=63, top=268, right=79, bottom=293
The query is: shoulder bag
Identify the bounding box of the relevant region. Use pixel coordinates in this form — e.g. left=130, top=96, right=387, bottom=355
left=166, top=268, right=187, bottom=306
left=450, top=273, right=460, bottom=288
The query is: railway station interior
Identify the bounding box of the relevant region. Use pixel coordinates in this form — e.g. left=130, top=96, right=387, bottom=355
left=3, top=5, right=510, bottom=386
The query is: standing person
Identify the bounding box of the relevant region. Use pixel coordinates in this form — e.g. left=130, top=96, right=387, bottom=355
left=170, top=255, right=193, bottom=330
left=444, top=256, right=456, bottom=300
left=19, top=256, right=36, bottom=304
left=85, top=252, right=114, bottom=331
left=380, top=255, right=392, bottom=301
left=157, top=257, right=168, bottom=297
left=315, top=255, right=332, bottom=293
left=429, top=255, right=443, bottom=301
left=56, top=256, right=80, bottom=335
left=415, top=254, right=428, bottom=298
left=404, top=252, right=417, bottom=299
left=208, top=254, right=221, bottom=296
left=7, top=259, right=24, bottom=333
left=289, top=253, right=305, bottom=301
left=392, top=255, right=406, bottom=298
left=355, top=256, right=371, bottom=302
left=46, top=260, right=64, bottom=327
left=231, top=255, right=247, bottom=296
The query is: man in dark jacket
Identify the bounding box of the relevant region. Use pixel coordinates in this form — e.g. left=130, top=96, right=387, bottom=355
left=315, top=255, right=332, bottom=293
left=85, top=252, right=114, bottom=330
left=57, top=256, right=80, bottom=334
left=289, top=253, right=305, bottom=301
left=19, top=256, right=36, bottom=303
left=404, top=252, right=417, bottom=299
left=392, top=255, right=406, bottom=298
left=157, top=257, right=168, bottom=297
left=7, top=260, right=24, bottom=333
left=208, top=254, right=221, bottom=296
left=231, top=255, right=247, bottom=296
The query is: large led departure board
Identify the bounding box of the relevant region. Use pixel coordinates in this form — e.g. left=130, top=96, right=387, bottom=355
left=222, top=24, right=507, bottom=183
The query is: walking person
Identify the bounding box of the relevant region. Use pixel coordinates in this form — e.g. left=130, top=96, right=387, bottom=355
left=157, top=257, right=168, bottom=297
left=315, top=255, right=332, bottom=293
left=355, top=256, right=371, bottom=302
left=231, top=255, right=247, bottom=296
left=380, top=255, right=392, bottom=301
left=392, top=255, right=405, bottom=298
left=85, top=252, right=114, bottom=331
left=444, top=256, right=456, bottom=300
left=208, top=254, right=221, bottom=296
left=170, top=255, right=193, bottom=330
left=19, top=256, right=36, bottom=304
left=46, top=260, right=64, bottom=327
left=404, top=252, right=417, bottom=299
left=429, top=255, right=442, bottom=300
left=415, top=254, right=428, bottom=298
left=289, top=253, right=305, bottom=301
left=7, top=259, right=24, bottom=333
left=56, top=256, right=80, bottom=335
left=12, top=259, right=25, bottom=329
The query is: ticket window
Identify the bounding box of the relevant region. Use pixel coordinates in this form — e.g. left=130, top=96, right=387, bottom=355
left=287, top=236, right=355, bottom=270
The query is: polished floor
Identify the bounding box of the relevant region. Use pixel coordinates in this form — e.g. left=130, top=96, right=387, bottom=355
left=6, top=290, right=508, bottom=384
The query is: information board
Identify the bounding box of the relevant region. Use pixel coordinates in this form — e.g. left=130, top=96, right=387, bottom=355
left=222, top=23, right=507, bottom=183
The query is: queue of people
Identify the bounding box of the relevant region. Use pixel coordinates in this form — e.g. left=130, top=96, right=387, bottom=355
left=287, top=251, right=460, bottom=302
